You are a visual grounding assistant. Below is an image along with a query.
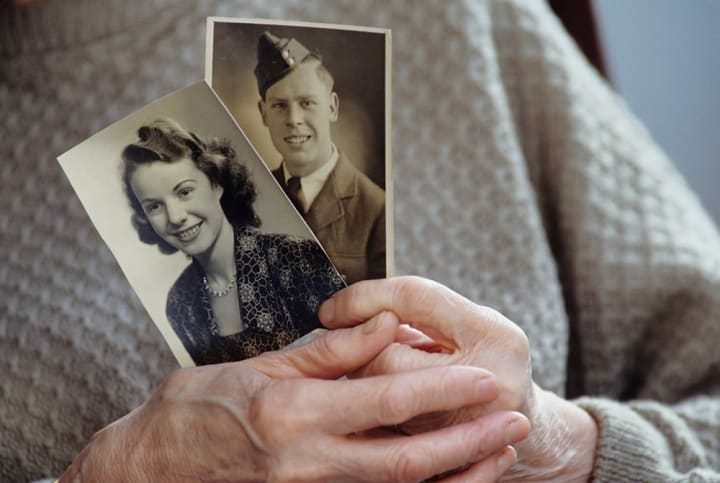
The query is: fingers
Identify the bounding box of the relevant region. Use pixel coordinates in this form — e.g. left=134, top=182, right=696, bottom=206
left=352, top=340, right=443, bottom=380
left=244, top=311, right=399, bottom=379
left=338, top=411, right=529, bottom=483
left=298, top=365, right=499, bottom=433
left=319, top=276, right=482, bottom=344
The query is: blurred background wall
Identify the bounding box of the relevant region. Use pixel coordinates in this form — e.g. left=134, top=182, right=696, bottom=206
left=594, top=0, right=720, bottom=224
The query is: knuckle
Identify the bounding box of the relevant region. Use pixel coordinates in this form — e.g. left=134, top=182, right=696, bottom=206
left=310, top=330, right=343, bottom=364
left=159, top=368, right=185, bottom=391
left=154, top=367, right=197, bottom=399
left=468, top=423, right=497, bottom=457
left=507, top=323, right=530, bottom=358
left=476, top=305, right=505, bottom=326
left=391, top=276, right=436, bottom=312
left=479, top=306, right=531, bottom=357
left=335, top=283, right=364, bottom=318
left=390, top=446, right=432, bottom=483
left=389, top=277, right=417, bottom=306
left=376, top=383, right=410, bottom=425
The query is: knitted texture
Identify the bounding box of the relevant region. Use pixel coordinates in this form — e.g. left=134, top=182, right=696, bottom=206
left=1, top=0, right=719, bottom=480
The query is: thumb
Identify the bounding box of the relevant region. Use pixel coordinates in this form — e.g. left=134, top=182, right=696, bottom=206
left=244, top=311, right=399, bottom=379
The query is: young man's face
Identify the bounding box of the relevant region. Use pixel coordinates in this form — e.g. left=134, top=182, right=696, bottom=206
left=259, top=61, right=338, bottom=177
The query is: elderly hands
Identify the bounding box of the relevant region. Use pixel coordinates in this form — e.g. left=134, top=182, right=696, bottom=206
left=319, top=276, right=598, bottom=482
left=60, top=311, right=529, bottom=483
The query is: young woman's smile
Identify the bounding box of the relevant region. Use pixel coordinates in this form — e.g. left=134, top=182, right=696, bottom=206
left=172, top=221, right=203, bottom=242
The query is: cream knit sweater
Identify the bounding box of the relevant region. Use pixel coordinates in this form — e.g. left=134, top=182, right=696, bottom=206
left=2, top=0, right=719, bottom=481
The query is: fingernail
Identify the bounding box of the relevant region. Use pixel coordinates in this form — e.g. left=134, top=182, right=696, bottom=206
left=361, top=313, right=383, bottom=334
left=496, top=446, right=517, bottom=473
left=318, top=296, right=335, bottom=323
left=505, top=416, right=530, bottom=444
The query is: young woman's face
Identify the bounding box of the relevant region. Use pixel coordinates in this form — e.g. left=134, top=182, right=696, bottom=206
left=130, top=157, right=225, bottom=257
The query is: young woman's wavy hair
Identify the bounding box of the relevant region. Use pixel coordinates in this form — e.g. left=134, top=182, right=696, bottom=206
left=121, top=118, right=260, bottom=254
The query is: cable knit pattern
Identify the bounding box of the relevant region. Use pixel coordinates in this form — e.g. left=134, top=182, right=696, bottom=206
left=1, top=0, right=719, bottom=481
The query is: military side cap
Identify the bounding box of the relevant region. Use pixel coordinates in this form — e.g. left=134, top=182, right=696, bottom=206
left=254, top=31, right=313, bottom=98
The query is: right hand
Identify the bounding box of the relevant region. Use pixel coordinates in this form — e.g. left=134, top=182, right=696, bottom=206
left=59, top=312, right=530, bottom=482
left=319, top=277, right=596, bottom=482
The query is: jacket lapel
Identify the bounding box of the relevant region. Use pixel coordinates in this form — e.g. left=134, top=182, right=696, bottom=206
left=306, top=154, right=358, bottom=231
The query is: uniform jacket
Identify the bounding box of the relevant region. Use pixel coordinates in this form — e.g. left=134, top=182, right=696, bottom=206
left=273, top=152, right=386, bottom=284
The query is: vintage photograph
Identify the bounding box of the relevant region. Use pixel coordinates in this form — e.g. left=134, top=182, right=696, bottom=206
left=58, top=82, right=345, bottom=367
left=206, top=18, right=393, bottom=284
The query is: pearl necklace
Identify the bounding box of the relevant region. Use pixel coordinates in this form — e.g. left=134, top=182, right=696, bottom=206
left=203, top=269, right=237, bottom=297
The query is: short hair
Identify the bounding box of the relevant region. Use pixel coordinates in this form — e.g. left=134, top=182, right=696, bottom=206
left=121, top=118, right=260, bottom=254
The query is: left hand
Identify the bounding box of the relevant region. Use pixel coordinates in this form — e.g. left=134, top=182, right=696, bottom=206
left=60, top=311, right=526, bottom=483
left=319, top=276, right=598, bottom=482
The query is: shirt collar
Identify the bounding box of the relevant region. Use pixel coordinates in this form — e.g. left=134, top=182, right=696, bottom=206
left=281, top=145, right=339, bottom=212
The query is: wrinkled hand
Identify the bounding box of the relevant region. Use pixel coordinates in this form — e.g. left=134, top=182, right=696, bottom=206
left=60, top=312, right=530, bottom=483
left=319, top=277, right=598, bottom=482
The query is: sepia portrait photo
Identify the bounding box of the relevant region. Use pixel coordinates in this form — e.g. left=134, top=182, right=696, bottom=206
left=206, top=18, right=393, bottom=285
left=58, top=82, right=345, bottom=368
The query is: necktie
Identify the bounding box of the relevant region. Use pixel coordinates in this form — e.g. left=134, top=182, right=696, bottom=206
left=286, top=176, right=307, bottom=214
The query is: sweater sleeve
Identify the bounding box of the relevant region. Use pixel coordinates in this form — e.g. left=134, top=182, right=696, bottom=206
left=575, top=396, right=720, bottom=482
left=492, top=0, right=720, bottom=480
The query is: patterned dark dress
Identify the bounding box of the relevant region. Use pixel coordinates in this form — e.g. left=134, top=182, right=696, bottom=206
left=166, top=225, right=346, bottom=365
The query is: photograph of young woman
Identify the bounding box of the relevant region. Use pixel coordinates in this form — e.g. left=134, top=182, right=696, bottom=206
left=59, top=82, right=345, bottom=367
left=121, top=118, right=345, bottom=364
